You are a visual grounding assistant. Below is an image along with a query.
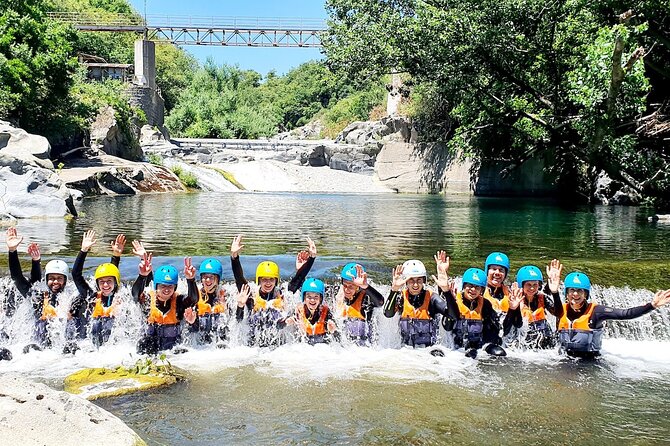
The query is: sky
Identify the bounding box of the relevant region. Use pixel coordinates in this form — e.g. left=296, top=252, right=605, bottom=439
left=128, top=0, right=327, bottom=76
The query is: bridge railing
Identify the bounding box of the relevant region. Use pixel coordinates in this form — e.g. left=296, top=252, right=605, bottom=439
left=47, top=12, right=326, bottom=31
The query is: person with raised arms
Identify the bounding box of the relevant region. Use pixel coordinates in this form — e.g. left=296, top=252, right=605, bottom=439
left=554, top=271, right=670, bottom=358
left=335, top=263, right=384, bottom=346
left=503, top=259, right=563, bottom=349
left=285, top=278, right=338, bottom=345
left=483, top=251, right=511, bottom=314
left=383, top=257, right=448, bottom=350
left=133, top=252, right=199, bottom=354
left=5, top=227, right=78, bottom=354
left=230, top=234, right=316, bottom=347
left=434, top=251, right=506, bottom=358
left=183, top=257, right=230, bottom=347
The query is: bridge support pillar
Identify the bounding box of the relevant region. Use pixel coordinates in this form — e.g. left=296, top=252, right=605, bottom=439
left=133, top=39, right=156, bottom=89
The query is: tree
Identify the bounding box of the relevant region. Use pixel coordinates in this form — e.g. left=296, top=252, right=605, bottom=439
left=323, top=0, right=670, bottom=207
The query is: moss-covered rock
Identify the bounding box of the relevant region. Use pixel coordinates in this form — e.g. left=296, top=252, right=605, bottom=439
left=64, top=363, right=187, bottom=400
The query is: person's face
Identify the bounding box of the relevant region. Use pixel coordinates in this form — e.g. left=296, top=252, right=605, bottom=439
left=463, top=283, right=484, bottom=301
left=304, top=292, right=321, bottom=312
left=259, top=277, right=277, bottom=294
left=487, top=265, right=507, bottom=287
left=96, top=276, right=116, bottom=296
left=47, top=274, right=66, bottom=293
left=156, top=283, right=176, bottom=302
left=567, top=288, right=587, bottom=310
left=522, top=281, right=540, bottom=298
left=201, top=273, right=219, bottom=293
left=342, top=280, right=358, bottom=299
left=406, top=277, right=424, bottom=296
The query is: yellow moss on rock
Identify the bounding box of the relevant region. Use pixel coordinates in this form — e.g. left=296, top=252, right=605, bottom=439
left=64, top=365, right=186, bottom=401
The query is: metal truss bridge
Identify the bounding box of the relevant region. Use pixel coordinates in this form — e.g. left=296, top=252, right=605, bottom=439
left=47, top=12, right=325, bottom=48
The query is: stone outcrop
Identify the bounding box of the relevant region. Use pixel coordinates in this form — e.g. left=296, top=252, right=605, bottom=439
left=90, top=106, right=142, bottom=161
left=58, top=150, right=186, bottom=196
left=0, top=122, right=78, bottom=219
left=335, top=116, right=416, bottom=146
left=594, top=172, right=641, bottom=205
left=0, top=375, right=146, bottom=446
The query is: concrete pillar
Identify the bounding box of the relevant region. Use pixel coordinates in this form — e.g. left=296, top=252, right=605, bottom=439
left=133, top=39, right=156, bottom=89
left=386, top=73, right=402, bottom=116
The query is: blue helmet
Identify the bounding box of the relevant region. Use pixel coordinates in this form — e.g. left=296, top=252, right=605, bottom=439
left=564, top=272, right=591, bottom=292
left=516, top=265, right=543, bottom=287
left=462, top=268, right=487, bottom=288
left=485, top=252, right=510, bottom=276
left=199, top=258, right=223, bottom=278
left=341, top=262, right=364, bottom=281
left=154, top=265, right=179, bottom=289
left=301, top=278, right=325, bottom=301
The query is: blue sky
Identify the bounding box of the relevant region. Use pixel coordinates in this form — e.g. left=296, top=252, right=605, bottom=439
left=128, top=0, right=327, bottom=76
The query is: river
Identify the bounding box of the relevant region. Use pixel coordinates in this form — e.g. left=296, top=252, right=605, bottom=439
left=1, top=192, right=669, bottom=445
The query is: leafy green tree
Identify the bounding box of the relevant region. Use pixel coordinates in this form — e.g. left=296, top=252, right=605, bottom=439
left=323, top=0, right=670, bottom=206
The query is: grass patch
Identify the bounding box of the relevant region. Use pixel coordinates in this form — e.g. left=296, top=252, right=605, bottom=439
left=171, top=165, right=199, bottom=189
left=146, top=153, right=164, bottom=166
left=204, top=166, right=246, bottom=190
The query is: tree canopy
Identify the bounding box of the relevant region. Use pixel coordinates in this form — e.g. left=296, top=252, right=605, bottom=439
left=323, top=0, right=670, bottom=207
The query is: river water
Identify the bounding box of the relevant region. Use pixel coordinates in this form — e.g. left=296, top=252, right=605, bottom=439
left=1, top=192, right=669, bottom=445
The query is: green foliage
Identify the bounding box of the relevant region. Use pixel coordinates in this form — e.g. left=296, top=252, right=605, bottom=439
left=323, top=0, right=670, bottom=207
left=171, top=164, right=199, bottom=189
left=155, top=44, right=198, bottom=112
left=166, top=59, right=385, bottom=139
left=146, top=152, right=163, bottom=166
left=126, top=354, right=176, bottom=376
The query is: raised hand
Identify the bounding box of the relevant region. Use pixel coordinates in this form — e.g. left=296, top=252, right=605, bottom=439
left=111, top=234, right=126, bottom=257
left=508, top=282, right=524, bottom=310
left=353, top=264, right=368, bottom=289
left=230, top=234, right=244, bottom=258
left=296, top=250, right=310, bottom=270
left=139, top=252, right=153, bottom=276
left=81, top=230, right=97, bottom=252
left=327, top=320, right=337, bottom=333
left=434, top=250, right=450, bottom=277
left=652, top=289, right=670, bottom=309
left=391, top=265, right=408, bottom=292
left=131, top=240, right=147, bottom=257
left=27, top=243, right=41, bottom=261
left=237, top=283, right=251, bottom=308
left=306, top=237, right=317, bottom=258
left=183, top=256, right=196, bottom=280
left=546, top=259, right=564, bottom=293
left=217, top=288, right=227, bottom=306
left=5, top=227, right=23, bottom=252
left=431, top=273, right=452, bottom=292
left=184, top=307, right=197, bottom=324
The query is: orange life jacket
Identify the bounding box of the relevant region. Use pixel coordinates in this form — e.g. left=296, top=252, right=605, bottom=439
left=337, top=290, right=365, bottom=320
left=147, top=291, right=179, bottom=325
left=455, top=292, right=484, bottom=321
left=197, top=288, right=226, bottom=316
left=521, top=293, right=546, bottom=323
left=91, top=291, right=116, bottom=319
left=484, top=285, right=510, bottom=312
left=253, top=291, right=284, bottom=313
left=400, top=289, right=432, bottom=321
left=558, top=302, right=596, bottom=331
left=40, top=294, right=57, bottom=321
left=300, top=304, right=329, bottom=336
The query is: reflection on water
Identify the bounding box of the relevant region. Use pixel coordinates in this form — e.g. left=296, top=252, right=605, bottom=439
left=1, top=193, right=668, bottom=287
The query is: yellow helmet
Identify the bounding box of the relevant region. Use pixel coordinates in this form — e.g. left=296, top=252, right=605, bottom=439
left=255, top=261, right=280, bottom=284
left=94, top=263, right=121, bottom=287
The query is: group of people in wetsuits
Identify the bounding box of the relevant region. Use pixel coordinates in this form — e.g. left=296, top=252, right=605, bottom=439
left=2, top=227, right=669, bottom=361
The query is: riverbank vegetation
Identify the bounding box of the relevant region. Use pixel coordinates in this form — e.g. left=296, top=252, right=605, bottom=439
left=323, top=0, right=670, bottom=209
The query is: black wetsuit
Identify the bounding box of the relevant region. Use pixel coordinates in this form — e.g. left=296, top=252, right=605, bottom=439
left=503, top=286, right=560, bottom=349
left=384, top=289, right=447, bottom=347
left=7, top=250, right=42, bottom=314
left=441, top=290, right=502, bottom=349
left=231, top=255, right=313, bottom=346
left=298, top=303, right=336, bottom=345
left=132, top=273, right=199, bottom=353
left=340, top=286, right=384, bottom=344
left=71, top=251, right=121, bottom=343
left=188, top=286, right=229, bottom=344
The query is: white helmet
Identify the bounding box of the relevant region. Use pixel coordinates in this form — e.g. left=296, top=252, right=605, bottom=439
left=45, top=260, right=69, bottom=279
left=402, top=260, right=426, bottom=279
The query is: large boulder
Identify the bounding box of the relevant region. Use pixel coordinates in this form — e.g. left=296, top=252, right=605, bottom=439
left=594, top=171, right=641, bottom=205
left=90, top=106, right=142, bottom=161
left=0, top=120, right=51, bottom=160
left=335, top=116, right=416, bottom=146
left=0, top=153, right=77, bottom=219
left=0, top=375, right=146, bottom=446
